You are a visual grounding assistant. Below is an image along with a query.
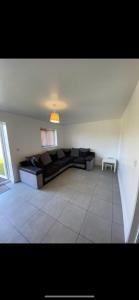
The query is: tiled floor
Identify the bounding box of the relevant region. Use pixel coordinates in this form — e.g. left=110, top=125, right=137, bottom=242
left=0, top=167, right=125, bottom=243
left=0, top=177, right=7, bottom=184
left=0, top=184, right=10, bottom=194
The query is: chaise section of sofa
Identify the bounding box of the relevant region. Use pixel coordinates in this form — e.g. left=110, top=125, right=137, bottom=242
left=19, top=162, right=43, bottom=189
left=19, top=148, right=95, bottom=189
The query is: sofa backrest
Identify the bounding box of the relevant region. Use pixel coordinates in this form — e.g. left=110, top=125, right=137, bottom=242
left=22, top=148, right=95, bottom=167
left=71, top=148, right=80, bottom=157
left=47, top=150, right=58, bottom=162
left=62, top=148, right=71, bottom=156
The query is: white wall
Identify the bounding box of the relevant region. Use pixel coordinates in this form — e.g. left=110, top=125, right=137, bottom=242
left=2, top=94, right=139, bottom=243
left=0, top=111, right=64, bottom=182
left=118, top=82, right=139, bottom=242
left=0, top=112, right=120, bottom=183
left=62, top=119, right=120, bottom=165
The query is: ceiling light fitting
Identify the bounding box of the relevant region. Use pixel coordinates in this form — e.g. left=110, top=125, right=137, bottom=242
left=50, top=111, right=60, bottom=123
left=49, top=104, right=60, bottom=123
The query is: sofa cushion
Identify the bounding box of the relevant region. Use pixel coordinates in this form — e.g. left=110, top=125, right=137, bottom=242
left=79, top=148, right=90, bottom=157
left=57, top=149, right=65, bottom=159
left=54, top=157, right=73, bottom=168
left=26, top=154, right=44, bottom=168
left=62, top=149, right=71, bottom=157
left=26, top=154, right=40, bottom=163
left=49, top=152, right=58, bottom=162
left=30, top=156, right=41, bottom=168
left=40, top=151, right=52, bottom=166
left=43, top=164, right=59, bottom=177
left=73, top=157, right=86, bottom=164
left=71, top=148, right=79, bottom=157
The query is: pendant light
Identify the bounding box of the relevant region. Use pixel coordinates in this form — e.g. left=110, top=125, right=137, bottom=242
left=49, top=104, right=60, bottom=123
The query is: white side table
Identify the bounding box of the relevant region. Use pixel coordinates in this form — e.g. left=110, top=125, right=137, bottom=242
left=102, top=158, right=117, bottom=173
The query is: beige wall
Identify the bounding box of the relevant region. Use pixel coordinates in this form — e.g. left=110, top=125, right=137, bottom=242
left=0, top=111, right=64, bottom=182
left=118, top=81, right=139, bottom=242
left=62, top=119, right=120, bottom=165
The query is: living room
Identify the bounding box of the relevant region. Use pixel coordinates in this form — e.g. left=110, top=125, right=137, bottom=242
left=0, top=59, right=139, bottom=244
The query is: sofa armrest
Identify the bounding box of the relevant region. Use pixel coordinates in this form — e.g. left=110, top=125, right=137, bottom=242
left=19, top=166, right=43, bottom=176
left=19, top=167, right=43, bottom=189
left=85, top=152, right=95, bottom=161
left=85, top=155, right=92, bottom=161
left=90, top=151, right=95, bottom=157
left=85, top=153, right=95, bottom=170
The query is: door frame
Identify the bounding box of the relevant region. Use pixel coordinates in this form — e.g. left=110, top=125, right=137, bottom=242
left=0, top=122, right=11, bottom=180
left=128, top=176, right=139, bottom=243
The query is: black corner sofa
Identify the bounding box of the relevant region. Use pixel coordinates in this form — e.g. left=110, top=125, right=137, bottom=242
left=19, top=148, right=95, bottom=189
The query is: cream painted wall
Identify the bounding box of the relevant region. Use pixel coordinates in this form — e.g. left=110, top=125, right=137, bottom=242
left=0, top=111, right=64, bottom=182
left=62, top=119, right=120, bottom=165
left=118, top=82, right=139, bottom=242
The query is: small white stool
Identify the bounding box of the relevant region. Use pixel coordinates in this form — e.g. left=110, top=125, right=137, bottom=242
left=102, top=158, right=117, bottom=173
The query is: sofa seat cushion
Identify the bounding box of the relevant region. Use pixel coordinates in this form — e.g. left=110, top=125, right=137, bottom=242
left=42, top=164, right=59, bottom=177
left=54, top=157, right=73, bottom=168
left=73, top=157, right=86, bottom=164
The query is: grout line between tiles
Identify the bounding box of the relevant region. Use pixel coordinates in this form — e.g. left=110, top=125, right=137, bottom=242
left=0, top=213, right=31, bottom=243
left=0, top=167, right=124, bottom=244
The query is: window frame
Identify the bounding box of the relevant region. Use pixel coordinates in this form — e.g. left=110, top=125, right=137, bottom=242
left=40, top=128, right=58, bottom=148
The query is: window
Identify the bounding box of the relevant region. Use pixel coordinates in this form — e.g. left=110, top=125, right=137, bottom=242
left=40, top=128, right=57, bottom=147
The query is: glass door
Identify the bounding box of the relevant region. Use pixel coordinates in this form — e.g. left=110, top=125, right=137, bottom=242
left=0, top=123, right=8, bottom=179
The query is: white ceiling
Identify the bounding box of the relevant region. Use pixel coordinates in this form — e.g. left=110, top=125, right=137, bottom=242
left=0, top=59, right=139, bottom=125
